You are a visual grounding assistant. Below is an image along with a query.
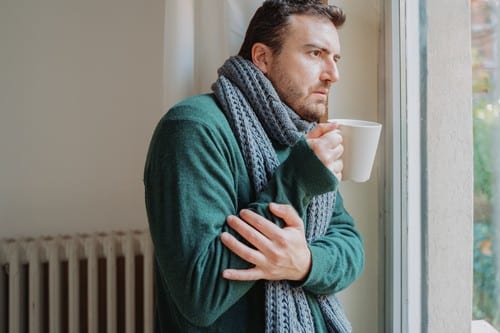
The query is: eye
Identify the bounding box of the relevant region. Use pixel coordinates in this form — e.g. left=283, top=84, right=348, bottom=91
left=310, top=50, right=321, bottom=57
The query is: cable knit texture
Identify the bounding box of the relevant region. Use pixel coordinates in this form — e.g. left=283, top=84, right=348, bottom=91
left=212, top=56, right=351, bottom=333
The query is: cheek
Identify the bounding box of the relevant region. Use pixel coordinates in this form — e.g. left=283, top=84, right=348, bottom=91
left=271, top=59, right=316, bottom=97
left=294, top=63, right=320, bottom=86
left=288, top=65, right=313, bottom=87
left=284, top=57, right=315, bottom=81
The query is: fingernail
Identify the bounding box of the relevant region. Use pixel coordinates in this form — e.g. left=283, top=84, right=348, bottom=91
left=269, top=202, right=281, bottom=212
left=227, top=215, right=239, bottom=224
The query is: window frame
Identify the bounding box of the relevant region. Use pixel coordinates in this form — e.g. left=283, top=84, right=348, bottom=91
left=381, top=0, right=423, bottom=332
left=383, top=0, right=473, bottom=332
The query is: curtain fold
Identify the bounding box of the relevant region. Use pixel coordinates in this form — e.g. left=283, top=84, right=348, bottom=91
left=162, top=0, right=260, bottom=109
left=163, top=0, right=195, bottom=109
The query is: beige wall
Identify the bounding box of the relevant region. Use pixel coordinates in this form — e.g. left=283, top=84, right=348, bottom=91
left=331, top=1, right=381, bottom=332
left=0, top=0, right=165, bottom=237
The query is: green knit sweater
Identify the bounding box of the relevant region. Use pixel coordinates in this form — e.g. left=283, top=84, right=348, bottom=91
left=144, top=94, right=364, bottom=333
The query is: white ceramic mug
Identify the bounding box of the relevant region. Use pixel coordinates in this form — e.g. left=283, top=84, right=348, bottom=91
left=328, top=119, right=382, bottom=182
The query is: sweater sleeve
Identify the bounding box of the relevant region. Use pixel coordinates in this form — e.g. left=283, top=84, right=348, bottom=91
left=144, top=114, right=254, bottom=327
left=301, top=193, right=365, bottom=295
left=246, top=138, right=338, bottom=221
left=246, top=137, right=365, bottom=295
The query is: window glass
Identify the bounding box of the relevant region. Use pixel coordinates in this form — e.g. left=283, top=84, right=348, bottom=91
left=472, top=0, right=500, bottom=329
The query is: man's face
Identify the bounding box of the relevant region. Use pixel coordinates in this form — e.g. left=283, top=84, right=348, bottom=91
left=264, top=15, right=341, bottom=122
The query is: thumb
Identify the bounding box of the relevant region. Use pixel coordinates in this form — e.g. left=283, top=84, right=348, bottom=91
left=269, top=203, right=303, bottom=228
left=306, top=122, right=338, bottom=139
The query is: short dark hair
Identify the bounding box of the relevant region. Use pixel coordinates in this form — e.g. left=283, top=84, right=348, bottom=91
left=238, top=0, right=346, bottom=61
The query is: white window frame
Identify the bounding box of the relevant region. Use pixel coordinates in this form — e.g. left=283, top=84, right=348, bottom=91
left=383, top=1, right=473, bottom=332
left=381, top=1, right=423, bottom=332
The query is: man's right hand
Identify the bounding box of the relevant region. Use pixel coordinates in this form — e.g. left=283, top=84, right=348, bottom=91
left=306, top=122, right=344, bottom=180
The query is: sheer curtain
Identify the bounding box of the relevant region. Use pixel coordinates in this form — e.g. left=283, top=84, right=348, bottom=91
left=162, top=0, right=261, bottom=110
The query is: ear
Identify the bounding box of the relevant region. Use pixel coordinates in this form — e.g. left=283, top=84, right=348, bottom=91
left=251, top=43, right=273, bottom=74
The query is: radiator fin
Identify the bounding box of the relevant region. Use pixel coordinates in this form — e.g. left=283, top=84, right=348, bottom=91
left=0, top=230, right=154, bottom=333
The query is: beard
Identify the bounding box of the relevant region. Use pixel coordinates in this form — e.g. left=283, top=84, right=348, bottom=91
left=266, top=62, right=330, bottom=122
left=294, top=101, right=328, bottom=122
left=272, top=79, right=329, bottom=122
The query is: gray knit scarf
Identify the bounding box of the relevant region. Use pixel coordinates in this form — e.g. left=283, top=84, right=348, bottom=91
left=212, top=56, right=351, bottom=333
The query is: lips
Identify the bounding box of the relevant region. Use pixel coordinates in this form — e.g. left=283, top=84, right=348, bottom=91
left=312, top=88, right=328, bottom=95
left=312, top=90, right=328, bottom=97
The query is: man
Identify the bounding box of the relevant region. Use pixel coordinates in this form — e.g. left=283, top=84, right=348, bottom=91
left=144, top=1, right=364, bottom=332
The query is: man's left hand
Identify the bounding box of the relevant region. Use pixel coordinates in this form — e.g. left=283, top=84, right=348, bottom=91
left=220, top=203, right=311, bottom=281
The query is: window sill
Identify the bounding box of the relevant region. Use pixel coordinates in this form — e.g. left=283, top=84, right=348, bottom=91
left=472, top=320, right=499, bottom=333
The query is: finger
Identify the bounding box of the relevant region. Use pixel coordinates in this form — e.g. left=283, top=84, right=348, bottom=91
left=220, top=231, right=264, bottom=265
left=321, top=129, right=343, bottom=147
left=335, top=171, right=343, bottom=181
left=268, top=203, right=303, bottom=229
left=222, top=267, right=264, bottom=281
left=306, top=122, right=338, bottom=139
left=332, top=159, right=343, bottom=174
left=226, top=214, right=272, bottom=252
left=332, top=159, right=343, bottom=181
left=307, top=130, right=343, bottom=155
left=333, top=143, right=344, bottom=160
left=239, top=209, right=282, bottom=240
left=313, top=139, right=343, bottom=173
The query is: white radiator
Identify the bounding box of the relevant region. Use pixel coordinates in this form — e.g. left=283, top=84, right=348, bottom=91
left=0, top=230, right=154, bottom=333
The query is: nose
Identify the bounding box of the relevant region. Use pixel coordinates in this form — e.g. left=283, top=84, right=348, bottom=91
left=320, top=57, right=340, bottom=84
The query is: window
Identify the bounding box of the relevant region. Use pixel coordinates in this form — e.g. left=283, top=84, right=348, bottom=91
left=386, top=1, right=473, bottom=332
left=472, top=0, right=500, bottom=329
